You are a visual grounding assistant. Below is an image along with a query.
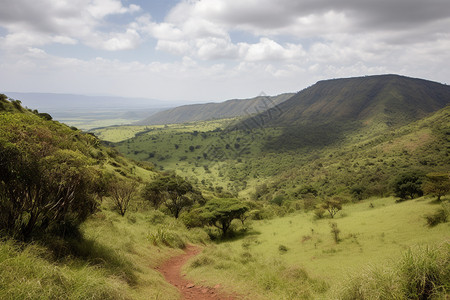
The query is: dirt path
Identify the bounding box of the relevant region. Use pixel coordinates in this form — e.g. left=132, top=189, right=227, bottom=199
left=156, top=244, right=235, bottom=300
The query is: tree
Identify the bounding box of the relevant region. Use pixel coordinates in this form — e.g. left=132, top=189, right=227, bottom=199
left=109, top=179, right=137, bottom=216
left=321, top=197, right=342, bottom=218
left=0, top=144, right=98, bottom=240
left=199, top=198, right=248, bottom=237
left=143, top=175, right=201, bottom=218
left=394, top=172, right=424, bottom=200
left=423, top=173, right=450, bottom=202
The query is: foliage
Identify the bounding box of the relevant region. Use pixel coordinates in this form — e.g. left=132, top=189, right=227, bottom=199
left=329, top=222, right=341, bottom=243
left=423, top=172, right=450, bottom=202
left=109, top=179, right=137, bottom=216
left=394, top=172, right=424, bottom=200
left=321, top=197, right=343, bottom=218
left=425, top=203, right=449, bottom=227
left=142, top=174, right=202, bottom=218
left=198, top=198, right=248, bottom=237
left=0, top=113, right=101, bottom=240
left=338, top=245, right=449, bottom=299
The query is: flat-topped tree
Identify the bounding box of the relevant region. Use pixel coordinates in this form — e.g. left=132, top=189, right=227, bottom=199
left=200, top=198, right=248, bottom=237
left=143, top=174, right=202, bottom=218
left=423, top=173, right=450, bottom=202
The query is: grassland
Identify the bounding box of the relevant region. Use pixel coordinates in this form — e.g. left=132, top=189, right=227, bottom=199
left=0, top=204, right=211, bottom=300
left=185, top=196, right=449, bottom=299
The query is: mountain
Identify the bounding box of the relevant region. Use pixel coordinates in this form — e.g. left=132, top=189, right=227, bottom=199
left=135, top=93, right=295, bottom=125
left=235, top=74, right=450, bottom=150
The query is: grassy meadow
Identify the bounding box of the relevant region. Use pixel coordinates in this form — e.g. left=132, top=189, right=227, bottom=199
left=185, top=196, right=449, bottom=299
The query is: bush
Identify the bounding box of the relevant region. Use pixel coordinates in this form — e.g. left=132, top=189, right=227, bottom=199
left=314, top=207, right=326, bottom=219
left=425, top=207, right=448, bottom=227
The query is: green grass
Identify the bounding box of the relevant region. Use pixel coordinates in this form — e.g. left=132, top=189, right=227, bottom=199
left=0, top=206, right=212, bottom=300
left=184, top=196, right=449, bottom=299
left=0, top=240, right=128, bottom=300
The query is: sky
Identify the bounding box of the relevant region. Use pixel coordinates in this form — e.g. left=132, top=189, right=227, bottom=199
left=1, top=0, right=449, bottom=103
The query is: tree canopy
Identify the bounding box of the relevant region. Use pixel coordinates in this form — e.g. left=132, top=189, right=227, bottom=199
left=143, top=175, right=202, bottom=218
left=199, top=198, right=248, bottom=237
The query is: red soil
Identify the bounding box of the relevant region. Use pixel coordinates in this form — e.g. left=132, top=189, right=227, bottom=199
left=156, top=244, right=235, bottom=300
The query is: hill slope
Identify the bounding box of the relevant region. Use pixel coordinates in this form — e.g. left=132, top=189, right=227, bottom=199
left=136, top=93, right=294, bottom=125
left=239, top=74, right=450, bottom=128
left=234, top=74, right=450, bottom=150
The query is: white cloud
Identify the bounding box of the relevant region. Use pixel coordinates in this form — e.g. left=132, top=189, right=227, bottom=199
left=0, top=0, right=142, bottom=51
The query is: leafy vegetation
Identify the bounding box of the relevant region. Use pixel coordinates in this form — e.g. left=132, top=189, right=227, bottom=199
left=1, top=73, right=449, bottom=300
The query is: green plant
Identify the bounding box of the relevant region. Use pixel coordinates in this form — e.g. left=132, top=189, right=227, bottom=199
left=394, top=172, right=424, bottom=200
left=338, top=245, right=449, bottom=300
left=278, top=245, right=288, bottom=252
left=330, top=222, right=340, bottom=243
left=425, top=207, right=448, bottom=227
left=198, top=198, right=249, bottom=237
left=321, top=197, right=343, bottom=218
left=147, top=227, right=186, bottom=249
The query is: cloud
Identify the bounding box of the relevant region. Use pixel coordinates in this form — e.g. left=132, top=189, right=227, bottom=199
left=0, top=0, right=142, bottom=51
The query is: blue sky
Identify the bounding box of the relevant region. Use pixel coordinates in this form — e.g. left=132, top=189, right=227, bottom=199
left=1, top=0, right=449, bottom=103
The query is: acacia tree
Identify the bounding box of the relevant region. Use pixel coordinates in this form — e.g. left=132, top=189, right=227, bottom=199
left=423, top=173, right=450, bottom=202
left=143, top=175, right=201, bottom=218
left=321, top=197, right=342, bottom=218
left=200, top=198, right=248, bottom=237
left=109, top=179, right=137, bottom=216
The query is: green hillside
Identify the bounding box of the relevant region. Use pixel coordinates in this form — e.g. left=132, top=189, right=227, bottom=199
left=1, top=72, right=449, bottom=300
left=136, top=93, right=294, bottom=125
left=235, top=74, right=450, bottom=151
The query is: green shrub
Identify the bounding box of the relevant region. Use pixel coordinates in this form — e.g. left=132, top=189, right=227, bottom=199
left=425, top=209, right=448, bottom=227
left=278, top=245, right=288, bottom=253
left=314, top=207, right=326, bottom=219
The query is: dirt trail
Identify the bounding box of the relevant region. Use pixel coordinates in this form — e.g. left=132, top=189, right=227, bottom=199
left=156, top=244, right=235, bottom=300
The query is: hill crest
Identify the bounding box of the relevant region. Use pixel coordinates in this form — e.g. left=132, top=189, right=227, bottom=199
left=136, top=93, right=294, bottom=125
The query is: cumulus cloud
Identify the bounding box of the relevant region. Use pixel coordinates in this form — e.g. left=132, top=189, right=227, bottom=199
left=1, top=0, right=449, bottom=100
left=0, top=0, right=142, bottom=51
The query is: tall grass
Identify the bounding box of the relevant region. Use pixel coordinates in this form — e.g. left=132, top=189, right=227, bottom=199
left=337, top=244, right=449, bottom=299
left=0, top=240, right=127, bottom=300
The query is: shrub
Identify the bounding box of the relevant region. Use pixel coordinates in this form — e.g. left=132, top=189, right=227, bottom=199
left=278, top=245, right=288, bottom=252
left=330, top=222, right=340, bottom=243
left=314, top=207, right=326, bottom=219
left=425, top=207, right=448, bottom=227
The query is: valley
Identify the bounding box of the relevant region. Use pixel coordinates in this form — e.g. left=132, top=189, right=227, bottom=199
left=1, top=74, right=449, bottom=300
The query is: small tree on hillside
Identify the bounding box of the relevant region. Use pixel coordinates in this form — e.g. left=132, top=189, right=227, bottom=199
left=200, top=198, right=248, bottom=237
left=109, top=179, right=137, bottom=216
left=321, top=197, right=342, bottom=218
left=423, top=173, right=450, bottom=202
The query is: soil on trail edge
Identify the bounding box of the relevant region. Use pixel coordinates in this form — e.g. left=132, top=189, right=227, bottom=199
left=156, top=244, right=235, bottom=300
